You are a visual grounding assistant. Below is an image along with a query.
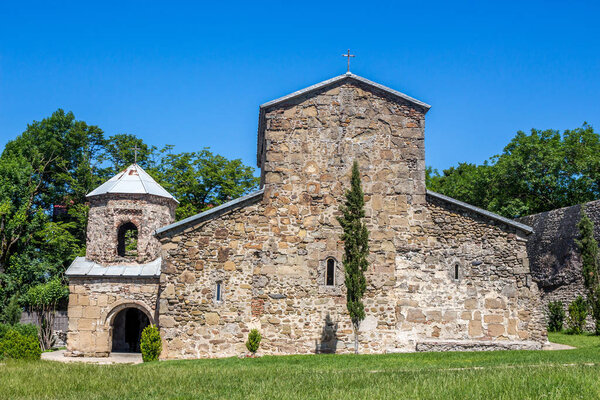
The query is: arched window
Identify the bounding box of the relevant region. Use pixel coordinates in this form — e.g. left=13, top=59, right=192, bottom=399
left=117, top=222, right=138, bottom=258
left=326, top=258, right=336, bottom=286
left=215, top=281, right=223, bottom=302
left=454, top=264, right=459, bottom=280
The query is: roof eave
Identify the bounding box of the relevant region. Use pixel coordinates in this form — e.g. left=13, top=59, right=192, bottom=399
left=259, top=73, right=431, bottom=111
left=426, top=190, right=533, bottom=234
left=155, top=189, right=264, bottom=237
left=85, top=192, right=180, bottom=204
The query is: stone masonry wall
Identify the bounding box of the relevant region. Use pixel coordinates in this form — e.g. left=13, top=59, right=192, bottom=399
left=413, top=196, right=546, bottom=347
left=66, top=277, right=159, bottom=357
left=157, top=78, right=545, bottom=358
left=519, top=200, right=600, bottom=325
left=86, top=194, right=176, bottom=265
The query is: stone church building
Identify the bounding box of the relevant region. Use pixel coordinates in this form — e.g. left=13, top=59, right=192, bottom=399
left=65, top=73, right=546, bottom=358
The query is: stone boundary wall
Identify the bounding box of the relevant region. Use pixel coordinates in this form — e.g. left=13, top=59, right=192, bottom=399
left=519, top=199, right=600, bottom=325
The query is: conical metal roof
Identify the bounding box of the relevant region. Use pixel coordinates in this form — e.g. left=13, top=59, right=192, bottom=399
left=87, top=164, right=178, bottom=202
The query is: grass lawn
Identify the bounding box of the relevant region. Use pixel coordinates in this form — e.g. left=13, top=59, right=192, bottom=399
left=1, top=332, right=599, bottom=399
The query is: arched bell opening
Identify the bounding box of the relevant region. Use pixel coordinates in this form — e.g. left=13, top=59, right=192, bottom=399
left=117, top=222, right=138, bottom=258
left=111, top=307, right=150, bottom=353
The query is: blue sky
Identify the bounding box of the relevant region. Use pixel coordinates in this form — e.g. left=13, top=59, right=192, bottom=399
left=1, top=1, right=598, bottom=173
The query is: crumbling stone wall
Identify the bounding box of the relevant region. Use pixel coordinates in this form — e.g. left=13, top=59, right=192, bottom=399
left=86, top=194, right=176, bottom=265
left=519, top=200, right=600, bottom=319
left=66, top=277, right=159, bottom=357
left=157, top=79, right=545, bottom=359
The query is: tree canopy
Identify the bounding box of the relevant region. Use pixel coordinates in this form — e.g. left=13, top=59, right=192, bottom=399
left=0, top=109, right=259, bottom=312
left=427, top=124, right=600, bottom=218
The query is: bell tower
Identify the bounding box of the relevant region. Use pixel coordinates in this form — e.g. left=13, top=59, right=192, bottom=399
left=85, top=164, right=178, bottom=265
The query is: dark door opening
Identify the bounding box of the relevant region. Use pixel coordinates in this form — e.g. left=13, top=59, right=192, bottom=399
left=111, top=308, right=150, bottom=353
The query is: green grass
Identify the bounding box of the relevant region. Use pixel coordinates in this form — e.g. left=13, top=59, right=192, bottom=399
left=1, top=333, right=599, bottom=399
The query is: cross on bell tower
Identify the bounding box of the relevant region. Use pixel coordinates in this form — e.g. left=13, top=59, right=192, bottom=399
left=130, top=145, right=141, bottom=164
left=342, top=49, right=355, bottom=73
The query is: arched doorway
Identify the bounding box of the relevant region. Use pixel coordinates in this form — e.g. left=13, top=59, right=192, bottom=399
left=111, top=308, right=150, bottom=352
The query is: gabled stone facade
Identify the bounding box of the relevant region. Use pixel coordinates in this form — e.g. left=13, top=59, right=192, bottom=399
left=154, top=74, right=546, bottom=358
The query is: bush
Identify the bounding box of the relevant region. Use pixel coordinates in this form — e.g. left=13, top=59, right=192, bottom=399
left=245, top=329, right=262, bottom=355
left=140, top=325, right=161, bottom=362
left=0, top=323, right=38, bottom=341
left=0, top=295, right=22, bottom=325
left=567, top=296, right=588, bottom=334
left=0, top=329, right=41, bottom=360
left=547, top=301, right=565, bottom=332
left=590, top=290, right=600, bottom=335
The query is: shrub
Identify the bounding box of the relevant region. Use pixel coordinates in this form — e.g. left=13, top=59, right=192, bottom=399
left=245, top=329, right=262, bottom=355
left=0, top=323, right=38, bottom=341
left=0, top=329, right=41, bottom=360
left=140, top=325, right=161, bottom=362
left=0, top=295, right=22, bottom=325
left=547, top=301, right=565, bottom=332
left=590, top=289, right=600, bottom=335
left=567, top=296, right=588, bottom=334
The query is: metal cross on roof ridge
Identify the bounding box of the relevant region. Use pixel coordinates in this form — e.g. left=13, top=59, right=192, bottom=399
left=342, top=49, right=355, bottom=73
left=130, top=145, right=141, bottom=164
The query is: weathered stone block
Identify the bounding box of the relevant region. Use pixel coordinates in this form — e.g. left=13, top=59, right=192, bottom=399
left=205, top=313, right=220, bottom=325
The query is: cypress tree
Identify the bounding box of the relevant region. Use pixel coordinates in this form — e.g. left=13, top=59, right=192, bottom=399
left=337, top=161, right=370, bottom=354
left=576, top=206, right=600, bottom=334
left=576, top=207, right=599, bottom=294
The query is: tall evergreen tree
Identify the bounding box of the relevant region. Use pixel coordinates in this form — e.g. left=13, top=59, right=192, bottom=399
left=576, top=207, right=599, bottom=295
left=336, top=161, right=370, bottom=354
left=576, top=206, right=600, bottom=334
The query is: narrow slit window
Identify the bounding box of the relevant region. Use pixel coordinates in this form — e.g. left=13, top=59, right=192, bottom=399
left=326, top=258, right=335, bottom=286
left=216, top=282, right=222, bottom=302
left=454, top=264, right=459, bottom=280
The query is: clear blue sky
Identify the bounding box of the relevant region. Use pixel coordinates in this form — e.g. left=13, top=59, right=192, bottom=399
left=1, top=1, right=598, bottom=173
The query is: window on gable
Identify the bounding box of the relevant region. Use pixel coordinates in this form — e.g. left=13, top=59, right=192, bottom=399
left=454, top=264, right=459, bottom=280
left=326, top=258, right=335, bottom=286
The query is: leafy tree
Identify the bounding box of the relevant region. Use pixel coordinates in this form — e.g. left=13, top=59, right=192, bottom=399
left=155, top=149, right=259, bottom=220
left=0, top=109, right=259, bottom=314
left=336, top=161, right=369, bottom=354
left=428, top=124, right=600, bottom=218
left=0, top=110, right=104, bottom=312
left=21, top=277, right=69, bottom=350
left=101, top=133, right=158, bottom=174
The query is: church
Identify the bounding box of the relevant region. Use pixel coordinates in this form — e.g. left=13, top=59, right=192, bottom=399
left=65, top=72, right=547, bottom=358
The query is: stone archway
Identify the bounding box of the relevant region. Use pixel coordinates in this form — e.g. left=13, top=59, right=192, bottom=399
left=111, top=308, right=149, bottom=352
left=104, top=302, right=154, bottom=354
